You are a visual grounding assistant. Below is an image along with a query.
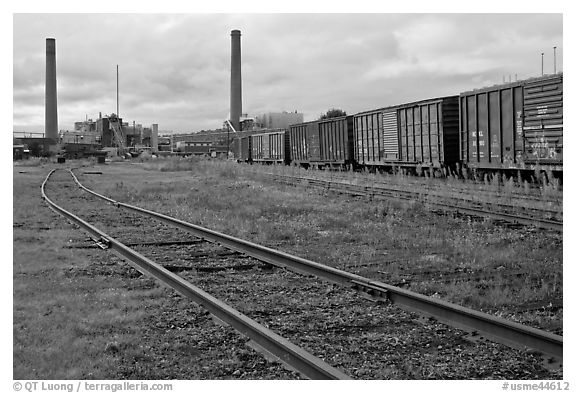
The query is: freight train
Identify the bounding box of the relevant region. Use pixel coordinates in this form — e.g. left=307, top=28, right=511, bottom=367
left=237, top=74, right=563, bottom=178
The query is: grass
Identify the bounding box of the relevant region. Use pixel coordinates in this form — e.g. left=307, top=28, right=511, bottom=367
left=75, top=159, right=562, bottom=324
left=260, top=160, right=563, bottom=212
left=13, top=157, right=50, bottom=167
left=13, top=159, right=563, bottom=379
left=12, top=164, right=298, bottom=380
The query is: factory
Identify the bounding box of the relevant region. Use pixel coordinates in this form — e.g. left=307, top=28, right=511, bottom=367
left=13, top=38, right=161, bottom=160
left=157, top=28, right=303, bottom=159
left=14, top=31, right=301, bottom=161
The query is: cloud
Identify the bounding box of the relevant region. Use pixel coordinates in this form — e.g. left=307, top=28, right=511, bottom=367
left=13, top=13, right=563, bottom=133
left=363, top=14, right=562, bottom=81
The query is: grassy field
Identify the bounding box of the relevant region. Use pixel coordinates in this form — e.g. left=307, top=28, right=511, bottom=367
left=13, top=157, right=563, bottom=379
left=12, top=164, right=297, bottom=379
left=80, top=158, right=562, bottom=327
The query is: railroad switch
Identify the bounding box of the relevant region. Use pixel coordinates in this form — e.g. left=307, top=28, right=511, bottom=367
left=350, top=280, right=389, bottom=302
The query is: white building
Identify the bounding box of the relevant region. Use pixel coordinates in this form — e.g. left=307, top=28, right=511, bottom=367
left=254, top=111, right=304, bottom=129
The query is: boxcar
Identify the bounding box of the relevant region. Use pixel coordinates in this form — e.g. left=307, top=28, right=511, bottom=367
left=250, top=129, right=290, bottom=164
left=238, top=135, right=252, bottom=163
left=318, top=115, right=354, bottom=168
left=289, top=120, right=319, bottom=167
left=459, top=74, right=563, bottom=172
left=353, top=96, right=460, bottom=171
left=288, top=116, right=354, bottom=168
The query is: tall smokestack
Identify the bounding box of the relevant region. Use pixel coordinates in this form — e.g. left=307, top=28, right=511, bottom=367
left=230, top=29, right=242, bottom=132
left=151, top=124, right=159, bottom=152
left=45, top=38, right=58, bottom=140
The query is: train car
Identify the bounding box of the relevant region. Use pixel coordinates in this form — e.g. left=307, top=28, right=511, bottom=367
left=250, top=129, right=290, bottom=164
left=289, top=120, right=318, bottom=168
left=238, top=135, right=252, bottom=162
left=459, top=74, right=563, bottom=174
left=288, top=116, right=354, bottom=168
left=353, top=96, right=460, bottom=172
left=318, top=115, right=354, bottom=168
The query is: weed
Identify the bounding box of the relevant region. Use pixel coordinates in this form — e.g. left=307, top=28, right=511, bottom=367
left=73, top=160, right=561, bottom=319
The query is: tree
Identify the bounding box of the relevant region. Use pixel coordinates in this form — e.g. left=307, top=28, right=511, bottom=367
left=28, top=141, right=42, bottom=157
left=319, top=108, right=347, bottom=120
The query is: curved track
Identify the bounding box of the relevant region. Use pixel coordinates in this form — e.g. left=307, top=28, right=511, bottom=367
left=41, top=168, right=563, bottom=378
left=42, top=169, right=349, bottom=380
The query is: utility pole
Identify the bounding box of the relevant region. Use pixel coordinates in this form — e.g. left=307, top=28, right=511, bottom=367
left=116, top=65, right=119, bottom=118
left=541, top=52, right=544, bottom=76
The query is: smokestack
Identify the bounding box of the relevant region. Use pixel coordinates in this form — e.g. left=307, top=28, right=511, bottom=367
left=230, top=29, right=242, bottom=132
left=151, top=124, right=158, bottom=152
left=45, top=38, right=58, bottom=140
left=553, top=46, right=557, bottom=74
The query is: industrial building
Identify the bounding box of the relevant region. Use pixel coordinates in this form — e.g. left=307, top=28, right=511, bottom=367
left=14, top=38, right=162, bottom=160
left=14, top=32, right=299, bottom=161
left=226, top=31, right=303, bottom=134
left=252, top=112, right=304, bottom=130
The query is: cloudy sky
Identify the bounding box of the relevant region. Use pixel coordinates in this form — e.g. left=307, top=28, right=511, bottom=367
left=13, top=12, right=563, bottom=134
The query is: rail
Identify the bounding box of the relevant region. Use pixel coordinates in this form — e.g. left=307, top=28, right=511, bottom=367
left=271, top=174, right=563, bottom=232
left=69, top=168, right=563, bottom=367
left=42, top=169, right=351, bottom=380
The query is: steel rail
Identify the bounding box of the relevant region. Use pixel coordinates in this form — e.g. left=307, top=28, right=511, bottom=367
left=277, top=169, right=560, bottom=202
left=335, top=177, right=555, bottom=202
left=358, top=181, right=559, bottom=217
left=70, top=169, right=562, bottom=366
left=273, top=175, right=562, bottom=232
left=277, top=174, right=550, bottom=214
left=42, top=169, right=351, bottom=380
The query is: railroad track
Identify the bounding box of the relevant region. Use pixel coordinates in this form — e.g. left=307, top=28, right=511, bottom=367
left=42, top=169, right=348, bottom=380
left=280, top=169, right=562, bottom=204
left=42, top=168, right=562, bottom=378
left=269, top=174, right=562, bottom=232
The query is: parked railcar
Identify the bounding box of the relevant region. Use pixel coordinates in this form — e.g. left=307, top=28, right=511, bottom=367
left=288, top=116, right=354, bottom=168
left=235, top=73, right=563, bottom=177
left=318, top=115, right=354, bottom=168
left=354, top=96, right=459, bottom=172
left=238, top=135, right=252, bottom=163
left=288, top=120, right=318, bottom=168
left=459, top=74, right=563, bottom=174
left=250, top=129, right=290, bottom=164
